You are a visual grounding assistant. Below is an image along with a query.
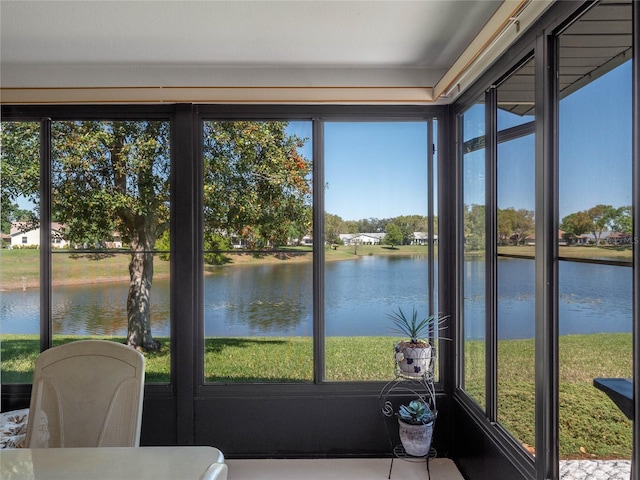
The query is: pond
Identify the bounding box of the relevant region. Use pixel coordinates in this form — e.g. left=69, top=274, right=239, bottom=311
left=0, top=257, right=632, bottom=339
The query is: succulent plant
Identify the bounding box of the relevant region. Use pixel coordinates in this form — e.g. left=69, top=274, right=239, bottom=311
left=398, top=400, right=434, bottom=425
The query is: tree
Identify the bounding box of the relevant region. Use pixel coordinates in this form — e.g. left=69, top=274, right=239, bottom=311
left=511, top=209, right=534, bottom=246
left=2, top=120, right=170, bottom=350
left=202, top=121, right=312, bottom=250
left=1, top=123, right=41, bottom=236
left=384, top=223, right=403, bottom=248
left=1, top=202, right=36, bottom=234
left=587, top=204, right=616, bottom=245
left=497, top=208, right=515, bottom=246
left=2, top=120, right=311, bottom=352
left=56, top=121, right=170, bottom=350
left=611, top=206, right=632, bottom=235
left=497, top=208, right=534, bottom=246
left=325, top=213, right=345, bottom=246
left=560, top=211, right=592, bottom=243
left=464, top=204, right=485, bottom=251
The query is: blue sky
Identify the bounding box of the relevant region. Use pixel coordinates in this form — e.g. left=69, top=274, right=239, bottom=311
left=287, top=120, right=432, bottom=221
left=463, top=60, right=632, bottom=221
left=324, top=122, right=430, bottom=221
left=293, top=61, right=631, bottom=224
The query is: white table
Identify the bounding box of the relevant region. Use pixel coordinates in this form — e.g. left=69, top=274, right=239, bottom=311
left=0, top=446, right=227, bottom=480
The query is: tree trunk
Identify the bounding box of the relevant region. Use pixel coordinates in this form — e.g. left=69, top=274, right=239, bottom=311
left=126, top=234, right=160, bottom=351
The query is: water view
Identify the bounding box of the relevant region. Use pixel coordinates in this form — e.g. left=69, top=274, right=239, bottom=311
left=0, top=257, right=632, bottom=338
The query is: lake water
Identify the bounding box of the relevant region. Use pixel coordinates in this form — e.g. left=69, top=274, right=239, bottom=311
left=0, top=257, right=632, bottom=339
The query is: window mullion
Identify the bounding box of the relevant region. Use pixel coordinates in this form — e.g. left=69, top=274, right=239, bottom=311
left=485, top=87, right=498, bottom=423
left=313, top=118, right=325, bottom=383
left=40, top=118, right=52, bottom=352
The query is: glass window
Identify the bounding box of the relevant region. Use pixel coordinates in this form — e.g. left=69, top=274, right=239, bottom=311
left=201, top=120, right=314, bottom=383
left=323, top=121, right=435, bottom=382
left=0, top=121, right=41, bottom=383
left=558, top=1, right=633, bottom=460
left=496, top=57, right=536, bottom=453
left=461, top=102, right=487, bottom=408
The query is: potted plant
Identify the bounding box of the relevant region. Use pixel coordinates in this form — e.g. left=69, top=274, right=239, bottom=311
left=388, top=307, right=446, bottom=378
left=397, top=399, right=435, bottom=456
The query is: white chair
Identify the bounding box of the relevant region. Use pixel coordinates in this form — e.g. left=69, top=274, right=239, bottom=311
left=25, top=340, right=145, bottom=448
left=201, top=462, right=228, bottom=480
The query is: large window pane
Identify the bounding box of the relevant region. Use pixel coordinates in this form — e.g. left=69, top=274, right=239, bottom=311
left=50, top=120, right=171, bottom=382
left=0, top=122, right=41, bottom=383
left=461, top=103, right=486, bottom=408
left=496, top=58, right=536, bottom=453
left=202, top=121, right=313, bottom=383
left=558, top=1, right=632, bottom=461
left=324, top=121, right=434, bottom=382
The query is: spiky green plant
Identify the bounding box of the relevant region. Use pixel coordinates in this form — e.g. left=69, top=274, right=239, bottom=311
left=387, top=307, right=447, bottom=344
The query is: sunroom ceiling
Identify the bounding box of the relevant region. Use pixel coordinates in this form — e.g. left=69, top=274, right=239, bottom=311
left=0, top=0, right=553, bottom=104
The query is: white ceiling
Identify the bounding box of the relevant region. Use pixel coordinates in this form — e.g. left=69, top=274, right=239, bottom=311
left=0, top=0, right=549, bottom=103
left=1, top=0, right=501, bottom=69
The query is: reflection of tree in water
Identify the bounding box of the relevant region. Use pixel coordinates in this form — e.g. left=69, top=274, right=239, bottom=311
left=51, top=281, right=171, bottom=336
left=245, top=300, right=307, bottom=332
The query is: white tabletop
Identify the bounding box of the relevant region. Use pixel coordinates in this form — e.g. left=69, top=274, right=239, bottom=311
left=0, top=446, right=227, bottom=480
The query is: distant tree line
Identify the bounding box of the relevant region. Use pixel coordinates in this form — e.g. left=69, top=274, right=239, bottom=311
left=560, top=204, right=632, bottom=245
left=464, top=203, right=632, bottom=249
left=324, top=213, right=436, bottom=247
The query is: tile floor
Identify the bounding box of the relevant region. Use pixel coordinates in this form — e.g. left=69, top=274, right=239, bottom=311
left=225, top=457, right=464, bottom=480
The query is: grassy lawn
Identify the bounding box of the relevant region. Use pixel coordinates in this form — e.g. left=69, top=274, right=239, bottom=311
left=465, top=333, right=632, bottom=459
left=1, top=332, right=632, bottom=459
left=497, top=245, right=632, bottom=261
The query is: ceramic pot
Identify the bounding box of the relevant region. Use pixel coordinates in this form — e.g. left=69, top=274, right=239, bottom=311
left=398, top=418, right=433, bottom=457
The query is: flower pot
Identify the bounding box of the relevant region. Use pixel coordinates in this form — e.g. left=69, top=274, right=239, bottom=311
left=395, top=342, right=432, bottom=377
left=398, top=418, right=433, bottom=457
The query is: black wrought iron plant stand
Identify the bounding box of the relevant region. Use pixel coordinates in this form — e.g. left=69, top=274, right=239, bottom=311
left=380, top=355, right=437, bottom=479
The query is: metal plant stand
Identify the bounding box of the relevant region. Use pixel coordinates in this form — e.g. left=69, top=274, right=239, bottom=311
left=380, top=353, right=437, bottom=479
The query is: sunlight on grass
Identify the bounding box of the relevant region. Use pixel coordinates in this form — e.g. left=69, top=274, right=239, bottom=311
left=2, top=332, right=632, bottom=459
left=464, top=333, right=632, bottom=459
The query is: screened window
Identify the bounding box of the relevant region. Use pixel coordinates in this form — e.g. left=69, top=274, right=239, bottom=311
left=557, top=1, right=633, bottom=460
left=1, top=118, right=172, bottom=384
left=461, top=102, right=487, bottom=409
left=323, top=121, right=436, bottom=382
left=0, top=121, right=41, bottom=383
left=201, top=120, right=314, bottom=383
left=496, top=57, right=536, bottom=452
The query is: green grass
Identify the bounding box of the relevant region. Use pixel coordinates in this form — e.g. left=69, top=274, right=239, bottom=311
left=1, top=332, right=632, bottom=459
left=0, top=335, right=172, bottom=384
left=465, top=333, right=633, bottom=459
left=497, top=245, right=632, bottom=261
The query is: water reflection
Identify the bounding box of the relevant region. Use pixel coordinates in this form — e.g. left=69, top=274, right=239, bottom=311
left=0, top=257, right=633, bottom=338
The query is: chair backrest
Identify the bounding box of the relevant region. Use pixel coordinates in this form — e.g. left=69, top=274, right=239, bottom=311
left=25, top=340, right=145, bottom=448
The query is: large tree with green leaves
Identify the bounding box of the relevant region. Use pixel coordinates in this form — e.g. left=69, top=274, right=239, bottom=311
left=2, top=119, right=311, bottom=351
left=52, top=121, right=170, bottom=351
left=560, top=210, right=593, bottom=243
left=1, top=121, right=172, bottom=351
left=202, top=121, right=312, bottom=250
left=383, top=223, right=403, bottom=248
left=586, top=204, right=617, bottom=245
left=497, top=208, right=534, bottom=246
left=611, top=206, right=632, bottom=236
